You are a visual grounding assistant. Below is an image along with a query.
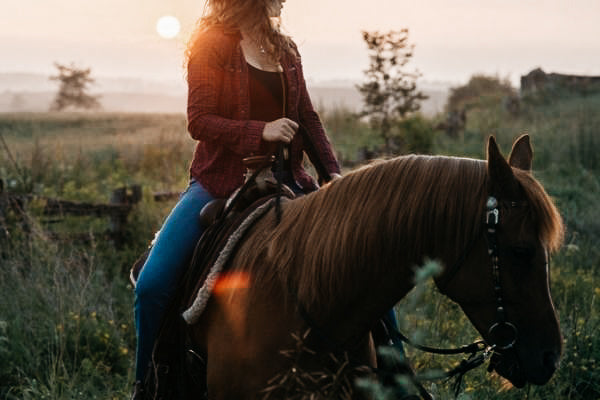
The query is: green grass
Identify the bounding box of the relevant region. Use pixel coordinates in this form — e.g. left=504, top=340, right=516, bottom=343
left=0, top=231, right=135, bottom=399
left=0, top=92, right=599, bottom=399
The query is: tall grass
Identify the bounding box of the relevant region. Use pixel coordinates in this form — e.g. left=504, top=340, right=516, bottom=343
left=0, top=95, right=599, bottom=399
left=0, top=227, right=134, bottom=399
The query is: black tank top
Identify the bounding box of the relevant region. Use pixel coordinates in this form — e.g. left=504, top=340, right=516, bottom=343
left=247, top=63, right=295, bottom=177
left=247, top=63, right=285, bottom=122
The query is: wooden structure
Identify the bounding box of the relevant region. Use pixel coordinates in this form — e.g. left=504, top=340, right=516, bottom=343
left=0, top=180, right=145, bottom=242
left=521, top=68, right=600, bottom=95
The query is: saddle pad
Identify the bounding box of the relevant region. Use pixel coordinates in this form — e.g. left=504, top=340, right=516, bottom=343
left=182, top=198, right=276, bottom=324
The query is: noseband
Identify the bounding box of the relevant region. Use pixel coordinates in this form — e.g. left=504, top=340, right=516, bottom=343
left=484, top=196, right=518, bottom=350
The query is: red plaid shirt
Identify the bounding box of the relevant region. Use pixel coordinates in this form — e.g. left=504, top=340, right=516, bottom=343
left=187, top=26, right=340, bottom=198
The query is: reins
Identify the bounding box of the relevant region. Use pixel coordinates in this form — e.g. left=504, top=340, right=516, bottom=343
left=297, top=298, right=494, bottom=398
left=273, top=121, right=334, bottom=223
left=385, top=319, right=496, bottom=397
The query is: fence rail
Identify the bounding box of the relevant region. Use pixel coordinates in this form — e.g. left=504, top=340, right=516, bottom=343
left=0, top=180, right=180, bottom=242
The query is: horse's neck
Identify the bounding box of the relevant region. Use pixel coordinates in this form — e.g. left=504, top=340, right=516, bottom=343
left=296, top=159, right=484, bottom=342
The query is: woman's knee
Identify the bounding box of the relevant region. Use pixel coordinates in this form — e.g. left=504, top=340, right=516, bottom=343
left=135, top=261, right=172, bottom=305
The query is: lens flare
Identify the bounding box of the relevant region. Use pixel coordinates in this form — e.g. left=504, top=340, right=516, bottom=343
left=213, top=271, right=251, bottom=294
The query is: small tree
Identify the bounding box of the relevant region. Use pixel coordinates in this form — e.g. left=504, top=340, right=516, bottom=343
left=49, top=62, right=101, bottom=111
left=357, top=29, right=428, bottom=153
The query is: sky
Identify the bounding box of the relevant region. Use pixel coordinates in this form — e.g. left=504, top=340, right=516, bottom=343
left=2, top=0, right=600, bottom=88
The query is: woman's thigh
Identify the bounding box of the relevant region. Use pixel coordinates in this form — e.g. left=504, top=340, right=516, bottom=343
left=136, top=179, right=213, bottom=296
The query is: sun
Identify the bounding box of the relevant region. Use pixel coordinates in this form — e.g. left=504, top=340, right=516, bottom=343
left=156, top=15, right=181, bottom=39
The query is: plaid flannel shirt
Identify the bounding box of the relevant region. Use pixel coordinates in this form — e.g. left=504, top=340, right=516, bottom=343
left=187, top=26, right=340, bottom=198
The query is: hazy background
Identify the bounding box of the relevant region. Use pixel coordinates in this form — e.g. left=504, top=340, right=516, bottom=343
left=2, top=0, right=600, bottom=113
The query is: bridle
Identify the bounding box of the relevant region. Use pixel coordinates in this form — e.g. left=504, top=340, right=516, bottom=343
left=484, top=195, right=518, bottom=351
left=434, top=195, right=520, bottom=352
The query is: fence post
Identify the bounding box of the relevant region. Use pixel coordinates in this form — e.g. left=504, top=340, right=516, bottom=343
left=109, top=185, right=142, bottom=243
left=0, top=179, right=7, bottom=239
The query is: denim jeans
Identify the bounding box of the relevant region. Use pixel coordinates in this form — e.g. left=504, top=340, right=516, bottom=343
left=134, top=178, right=213, bottom=380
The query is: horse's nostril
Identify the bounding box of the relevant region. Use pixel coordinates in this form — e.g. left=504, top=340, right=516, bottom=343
left=543, top=351, right=559, bottom=373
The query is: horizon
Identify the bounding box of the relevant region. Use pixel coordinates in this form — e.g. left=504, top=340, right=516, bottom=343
left=2, top=0, right=600, bottom=89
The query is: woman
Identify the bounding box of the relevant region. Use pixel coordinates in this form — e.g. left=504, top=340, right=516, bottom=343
left=132, top=0, right=341, bottom=396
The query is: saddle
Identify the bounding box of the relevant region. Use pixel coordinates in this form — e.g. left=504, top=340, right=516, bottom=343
left=129, top=155, right=295, bottom=287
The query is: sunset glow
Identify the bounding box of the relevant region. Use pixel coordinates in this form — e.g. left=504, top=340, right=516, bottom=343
left=2, top=0, right=600, bottom=96
left=156, top=15, right=180, bottom=39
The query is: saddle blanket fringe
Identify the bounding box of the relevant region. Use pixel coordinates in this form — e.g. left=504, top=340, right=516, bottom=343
left=182, top=199, right=275, bottom=324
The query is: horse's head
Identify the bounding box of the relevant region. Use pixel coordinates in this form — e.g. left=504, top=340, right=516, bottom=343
left=438, top=135, right=564, bottom=388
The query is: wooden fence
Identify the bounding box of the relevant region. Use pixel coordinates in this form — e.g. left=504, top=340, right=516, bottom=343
left=0, top=179, right=181, bottom=242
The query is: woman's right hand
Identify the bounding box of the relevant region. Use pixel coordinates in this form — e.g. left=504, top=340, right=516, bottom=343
left=262, top=118, right=299, bottom=143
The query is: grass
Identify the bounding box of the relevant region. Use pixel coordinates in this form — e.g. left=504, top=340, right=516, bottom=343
left=0, top=91, right=599, bottom=399
left=0, top=230, right=134, bottom=399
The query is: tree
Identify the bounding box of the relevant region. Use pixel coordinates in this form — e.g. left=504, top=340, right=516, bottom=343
left=49, top=63, right=101, bottom=111
left=357, top=29, right=428, bottom=153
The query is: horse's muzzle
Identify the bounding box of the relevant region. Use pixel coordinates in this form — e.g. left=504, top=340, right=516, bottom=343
left=489, top=348, right=559, bottom=387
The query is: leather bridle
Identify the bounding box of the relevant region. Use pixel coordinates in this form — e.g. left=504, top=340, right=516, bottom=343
left=484, top=196, right=518, bottom=351
left=435, top=195, right=520, bottom=352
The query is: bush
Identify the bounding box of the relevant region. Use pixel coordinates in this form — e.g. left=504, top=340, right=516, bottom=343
left=394, top=115, right=436, bottom=154
left=446, top=74, right=516, bottom=113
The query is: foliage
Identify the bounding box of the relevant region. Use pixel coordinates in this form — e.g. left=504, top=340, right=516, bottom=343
left=445, top=74, right=516, bottom=113
left=317, top=105, right=381, bottom=165
left=49, top=63, right=101, bottom=111
left=395, top=115, right=436, bottom=154
left=357, top=29, right=428, bottom=153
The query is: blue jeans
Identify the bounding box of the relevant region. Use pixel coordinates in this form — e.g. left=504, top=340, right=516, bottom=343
left=134, top=178, right=213, bottom=380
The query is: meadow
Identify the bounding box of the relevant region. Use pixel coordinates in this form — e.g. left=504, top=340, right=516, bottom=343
left=0, top=91, right=599, bottom=399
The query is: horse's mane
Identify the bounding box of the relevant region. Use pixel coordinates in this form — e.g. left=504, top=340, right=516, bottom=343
left=234, top=154, right=563, bottom=313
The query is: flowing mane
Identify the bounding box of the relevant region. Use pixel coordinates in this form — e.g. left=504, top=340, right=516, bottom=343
left=234, top=154, right=563, bottom=314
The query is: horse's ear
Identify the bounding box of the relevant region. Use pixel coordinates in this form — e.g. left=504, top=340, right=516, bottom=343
left=487, top=136, right=520, bottom=198
left=508, top=134, right=533, bottom=172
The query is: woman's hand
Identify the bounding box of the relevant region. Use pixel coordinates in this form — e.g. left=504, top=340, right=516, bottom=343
left=262, top=118, right=299, bottom=143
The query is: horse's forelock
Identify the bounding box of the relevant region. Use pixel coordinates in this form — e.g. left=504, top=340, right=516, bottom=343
left=513, top=169, right=564, bottom=253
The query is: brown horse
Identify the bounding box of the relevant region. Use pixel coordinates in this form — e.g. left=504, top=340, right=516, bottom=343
left=184, top=135, right=563, bottom=399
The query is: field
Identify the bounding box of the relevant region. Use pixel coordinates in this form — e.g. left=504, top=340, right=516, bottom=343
left=0, top=92, right=599, bottom=399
